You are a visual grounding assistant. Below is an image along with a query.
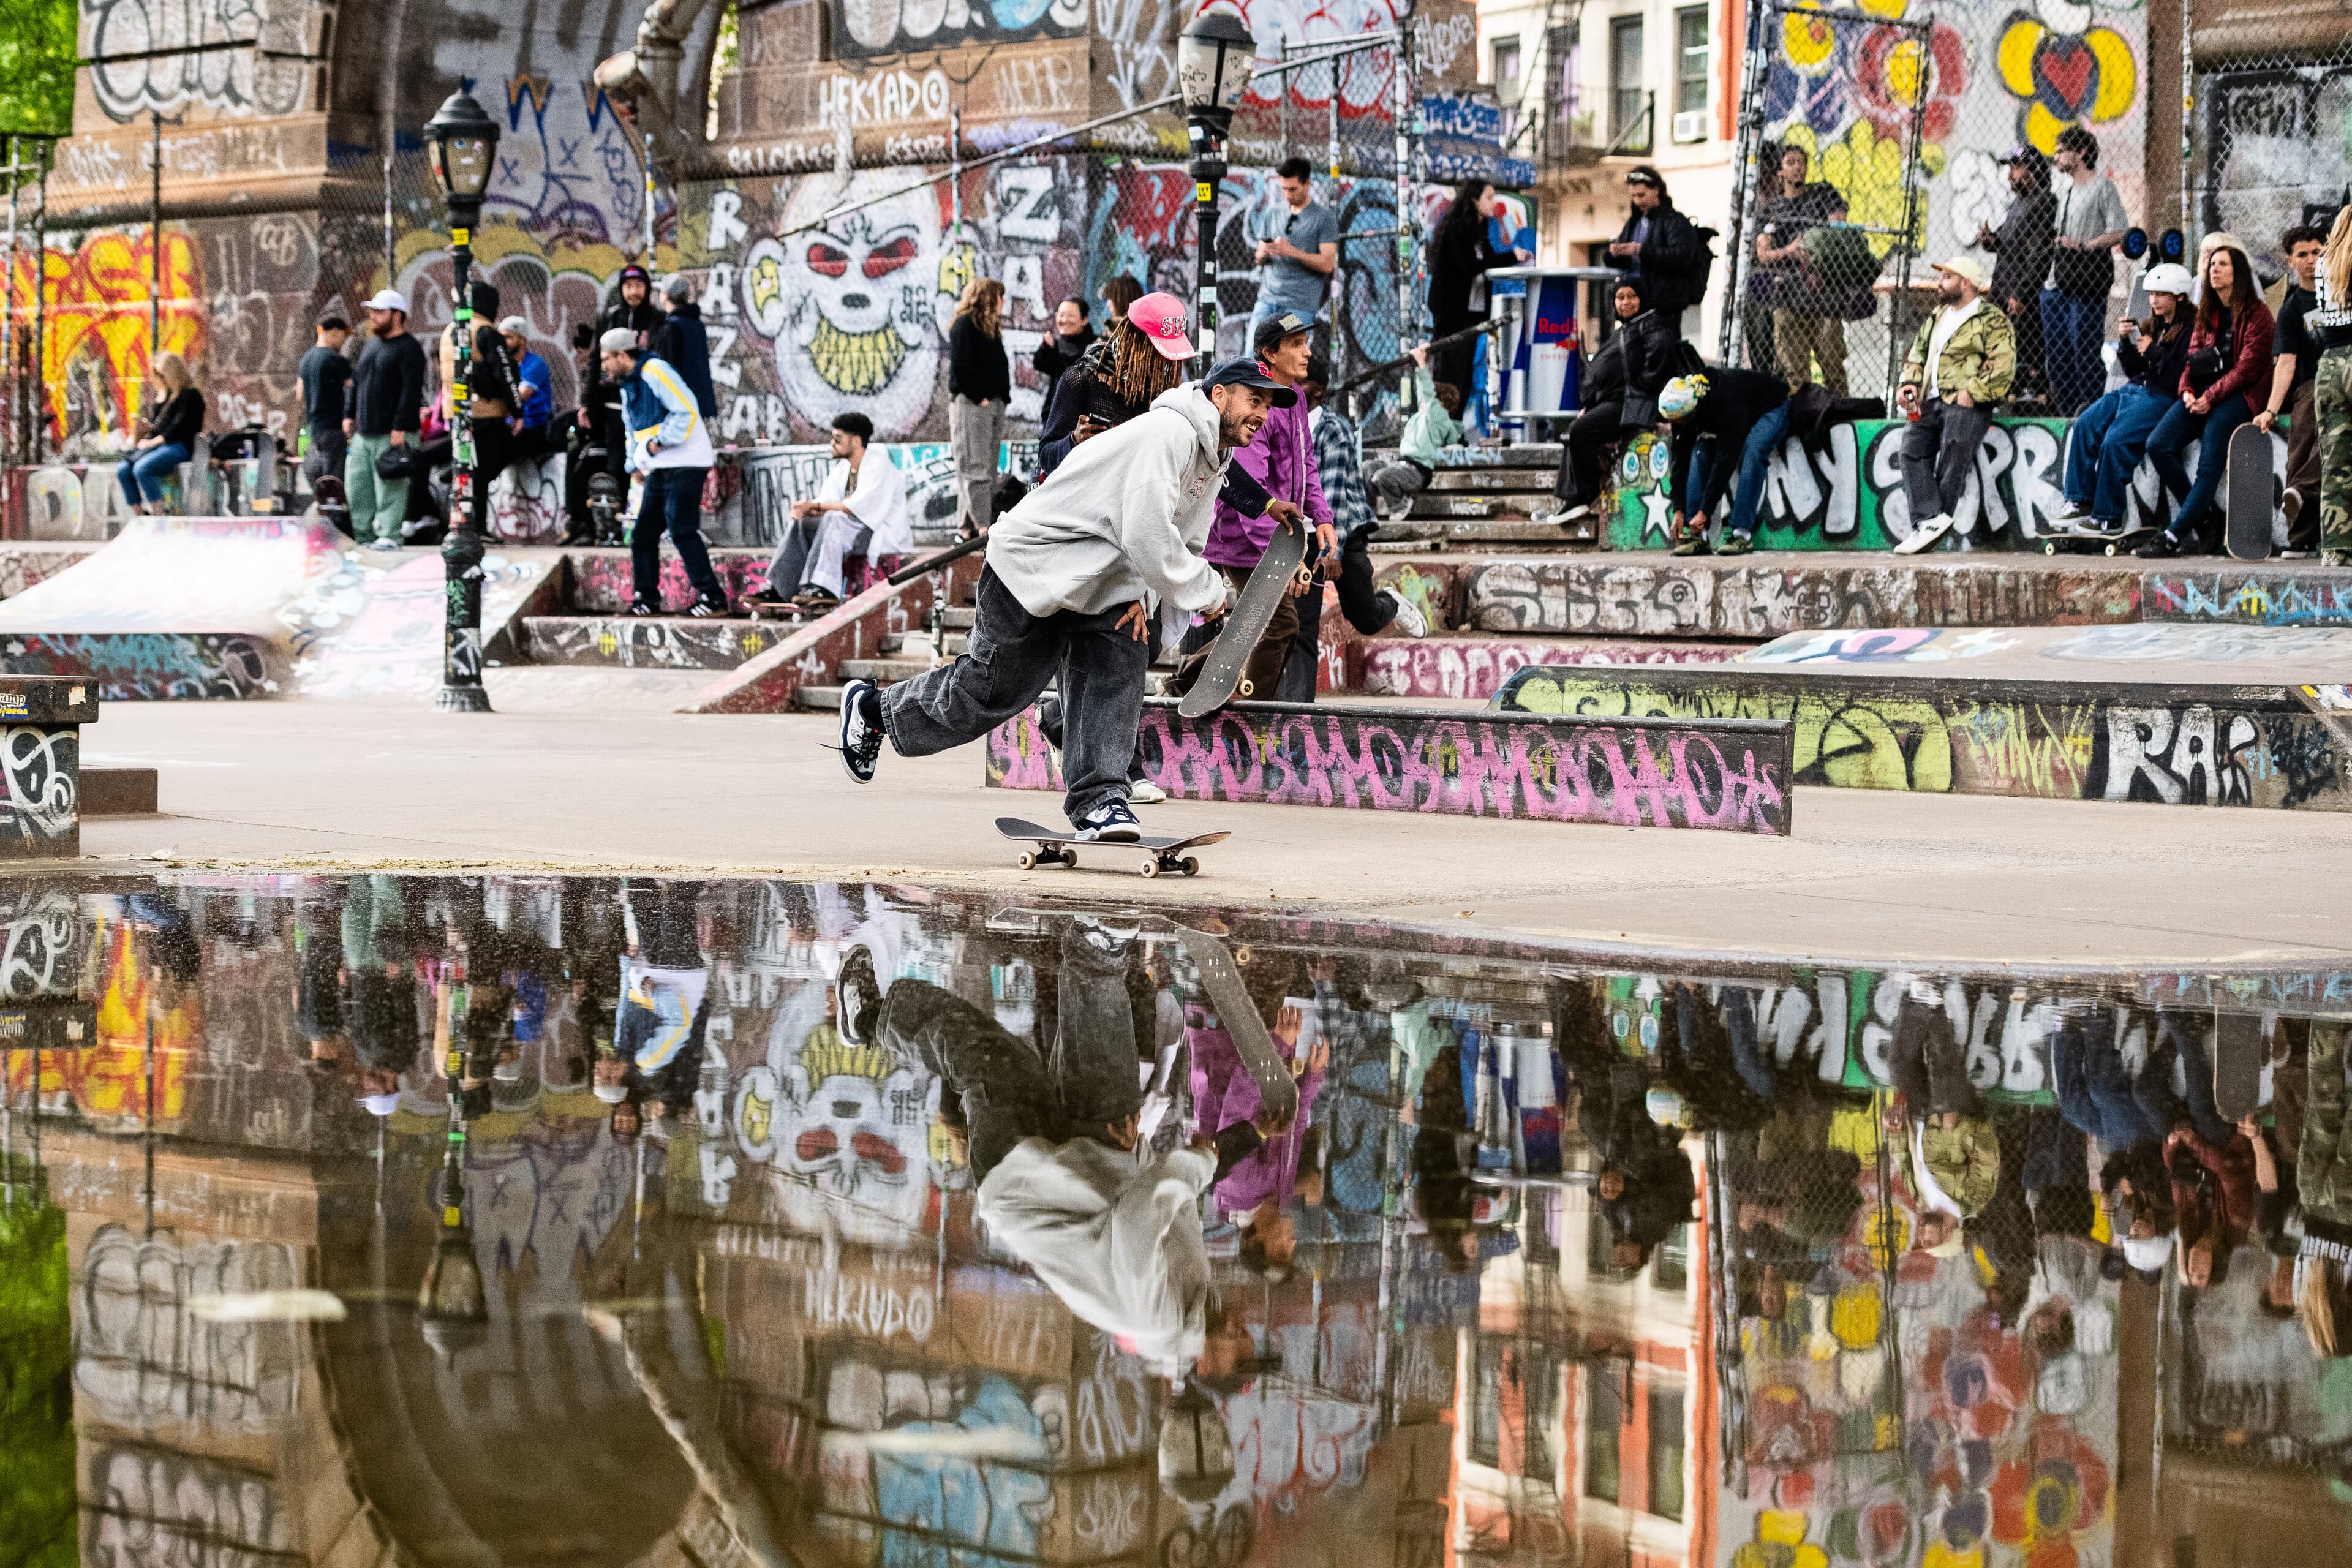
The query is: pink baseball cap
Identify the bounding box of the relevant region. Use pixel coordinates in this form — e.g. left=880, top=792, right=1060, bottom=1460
left=1128, top=292, right=1193, bottom=361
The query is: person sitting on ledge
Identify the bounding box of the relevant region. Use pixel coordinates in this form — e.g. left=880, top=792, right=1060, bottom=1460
left=1892, top=257, right=2017, bottom=555
left=1534, top=273, right=1677, bottom=531
left=2048, top=263, right=2193, bottom=541
left=748, top=412, right=913, bottom=615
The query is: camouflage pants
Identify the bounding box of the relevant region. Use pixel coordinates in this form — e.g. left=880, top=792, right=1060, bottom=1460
left=2313, top=347, right=2352, bottom=554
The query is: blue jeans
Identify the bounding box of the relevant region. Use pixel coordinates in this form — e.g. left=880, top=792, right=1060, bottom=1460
left=629, top=466, right=723, bottom=607
left=1683, top=404, right=1790, bottom=540
left=119, top=442, right=190, bottom=507
left=2146, top=390, right=2255, bottom=540
left=2063, top=383, right=2170, bottom=523
left=2040, top=288, right=2108, bottom=415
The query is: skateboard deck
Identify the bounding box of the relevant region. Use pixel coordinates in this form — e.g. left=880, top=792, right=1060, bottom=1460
left=2213, top=1009, right=2267, bottom=1123
left=1178, top=515, right=1309, bottom=718
left=1175, top=924, right=1300, bottom=1128
left=2225, top=422, right=2275, bottom=561
left=995, top=816, right=1230, bottom=878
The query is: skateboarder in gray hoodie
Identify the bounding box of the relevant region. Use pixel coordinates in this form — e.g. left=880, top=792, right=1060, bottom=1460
left=837, top=360, right=1291, bottom=843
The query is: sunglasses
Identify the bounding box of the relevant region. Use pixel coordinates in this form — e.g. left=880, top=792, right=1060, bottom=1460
left=1624, top=175, right=1659, bottom=188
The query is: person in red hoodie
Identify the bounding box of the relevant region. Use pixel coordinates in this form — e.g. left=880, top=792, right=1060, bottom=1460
left=2166, top=1117, right=2256, bottom=1291
left=2137, top=241, right=2274, bottom=556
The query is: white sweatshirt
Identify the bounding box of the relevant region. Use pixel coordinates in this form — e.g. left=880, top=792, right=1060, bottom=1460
left=976, top=1137, right=1216, bottom=1378
left=984, top=385, right=1231, bottom=619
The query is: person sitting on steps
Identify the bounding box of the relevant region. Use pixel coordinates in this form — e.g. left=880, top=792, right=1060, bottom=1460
left=1893, top=257, right=2017, bottom=555
left=2135, top=239, right=2274, bottom=558
left=1362, top=347, right=1464, bottom=521
left=750, top=411, right=914, bottom=615
left=1536, top=273, right=1677, bottom=531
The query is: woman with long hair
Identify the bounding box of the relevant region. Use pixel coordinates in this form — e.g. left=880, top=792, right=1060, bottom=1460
left=2051, top=262, right=2195, bottom=537
left=2309, top=206, right=2352, bottom=566
left=1424, top=179, right=1528, bottom=396
left=2136, top=242, right=2274, bottom=556
left=119, top=351, right=206, bottom=515
left=948, top=276, right=1011, bottom=538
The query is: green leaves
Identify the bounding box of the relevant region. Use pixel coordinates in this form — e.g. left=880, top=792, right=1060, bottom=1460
left=0, top=0, right=75, bottom=141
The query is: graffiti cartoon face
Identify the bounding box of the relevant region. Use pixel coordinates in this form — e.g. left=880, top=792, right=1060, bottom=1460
left=736, top=1024, right=934, bottom=1243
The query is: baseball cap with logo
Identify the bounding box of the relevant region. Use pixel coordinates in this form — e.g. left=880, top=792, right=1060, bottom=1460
left=1128, top=292, right=1194, bottom=362
left=1253, top=310, right=1314, bottom=355
left=1203, top=358, right=1298, bottom=407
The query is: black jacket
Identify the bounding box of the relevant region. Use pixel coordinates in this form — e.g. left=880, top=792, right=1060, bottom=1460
left=1425, top=218, right=1513, bottom=326
left=948, top=317, right=1011, bottom=403
left=146, top=387, right=205, bottom=448
left=653, top=303, right=718, bottom=421
left=1983, top=188, right=2056, bottom=313
left=1034, top=328, right=1095, bottom=384
left=350, top=333, right=427, bottom=436
left=1582, top=308, right=1677, bottom=423
left=2117, top=317, right=2192, bottom=394
left=1667, top=367, right=1790, bottom=520
left=587, top=298, right=665, bottom=413
left=1611, top=202, right=1707, bottom=315
left=1784, top=383, right=1887, bottom=450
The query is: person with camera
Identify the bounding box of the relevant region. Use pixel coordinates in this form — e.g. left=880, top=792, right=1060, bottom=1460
left=2049, top=262, right=2193, bottom=537
left=2136, top=241, right=2274, bottom=557
left=342, top=288, right=427, bottom=549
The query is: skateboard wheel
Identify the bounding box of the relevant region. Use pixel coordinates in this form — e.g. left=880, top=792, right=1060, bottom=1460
left=2101, top=543, right=2119, bottom=557
left=2041, top=541, right=2058, bottom=556
left=1237, top=679, right=1254, bottom=698
left=1140, top=858, right=1161, bottom=878
left=1059, top=850, right=1076, bottom=868
left=1181, top=856, right=1200, bottom=876
left=1016, top=850, right=1038, bottom=870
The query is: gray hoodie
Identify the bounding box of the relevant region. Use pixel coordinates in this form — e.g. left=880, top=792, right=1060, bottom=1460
left=984, top=385, right=1232, bottom=619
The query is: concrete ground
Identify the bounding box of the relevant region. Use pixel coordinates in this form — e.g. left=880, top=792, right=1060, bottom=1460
left=59, top=691, right=2352, bottom=973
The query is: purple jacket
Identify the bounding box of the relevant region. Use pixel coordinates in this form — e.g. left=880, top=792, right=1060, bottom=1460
left=1205, top=391, right=1332, bottom=569
left=1189, top=1016, right=1326, bottom=1216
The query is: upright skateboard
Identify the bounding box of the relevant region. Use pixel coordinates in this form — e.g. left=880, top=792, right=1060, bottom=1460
left=1175, top=923, right=1300, bottom=1127
left=2212, top=1009, right=2267, bottom=1124
left=2225, top=421, right=2275, bottom=561
left=1177, top=515, right=1309, bottom=718
left=994, top=816, right=1229, bottom=878
left=314, top=474, right=352, bottom=537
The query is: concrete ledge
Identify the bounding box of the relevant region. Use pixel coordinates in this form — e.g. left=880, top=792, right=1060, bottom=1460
left=1495, top=663, right=2351, bottom=810
left=984, top=697, right=1798, bottom=835
left=80, top=766, right=158, bottom=816
left=682, top=556, right=980, bottom=713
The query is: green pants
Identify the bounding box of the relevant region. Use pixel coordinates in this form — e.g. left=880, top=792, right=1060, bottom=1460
left=344, top=433, right=410, bottom=544
left=2312, top=348, right=2352, bottom=556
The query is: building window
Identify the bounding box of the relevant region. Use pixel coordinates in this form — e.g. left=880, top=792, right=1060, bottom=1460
left=1584, top=1366, right=1623, bottom=1502
left=1648, top=1387, right=1686, bottom=1521
left=1609, top=17, right=1645, bottom=144
left=1493, top=37, right=1523, bottom=99
left=1676, top=7, right=1709, bottom=117
left=1652, top=1223, right=1690, bottom=1291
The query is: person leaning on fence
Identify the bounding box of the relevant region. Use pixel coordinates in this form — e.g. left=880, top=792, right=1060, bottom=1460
left=1753, top=145, right=1850, bottom=396
left=1362, top=346, right=1464, bottom=520
left=1978, top=146, right=2057, bottom=408
left=2255, top=224, right=2329, bottom=556
left=1659, top=366, right=1790, bottom=557
left=297, top=311, right=352, bottom=501
left=2038, top=126, right=2132, bottom=416
left=2134, top=241, right=2273, bottom=558
left=2051, top=263, right=2193, bottom=538
left=2309, top=209, right=2352, bottom=568
left=750, top=411, right=913, bottom=614
left=1537, top=273, right=1678, bottom=532
left=948, top=277, right=1011, bottom=540
left=601, top=326, right=728, bottom=618
left=344, top=288, right=427, bottom=547
left=1893, top=257, right=2016, bottom=555
left=119, top=352, right=206, bottom=516
left=1740, top=140, right=1786, bottom=371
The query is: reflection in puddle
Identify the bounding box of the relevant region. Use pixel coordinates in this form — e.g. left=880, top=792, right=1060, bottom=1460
left=0, top=876, right=2348, bottom=1565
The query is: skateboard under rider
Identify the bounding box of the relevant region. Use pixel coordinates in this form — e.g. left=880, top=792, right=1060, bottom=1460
left=1177, top=513, right=1310, bottom=718
left=2212, top=1008, right=2267, bottom=1124
left=2225, top=421, right=2275, bottom=561
left=995, top=816, right=1229, bottom=878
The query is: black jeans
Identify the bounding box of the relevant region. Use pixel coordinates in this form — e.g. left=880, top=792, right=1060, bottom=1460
left=1039, top=611, right=1160, bottom=783
left=631, top=466, right=723, bottom=607
left=881, top=565, right=1150, bottom=823
left=1279, top=526, right=1401, bottom=696
left=1558, top=402, right=1624, bottom=506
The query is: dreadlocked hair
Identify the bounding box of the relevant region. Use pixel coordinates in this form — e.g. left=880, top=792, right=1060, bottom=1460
left=1100, top=318, right=1185, bottom=409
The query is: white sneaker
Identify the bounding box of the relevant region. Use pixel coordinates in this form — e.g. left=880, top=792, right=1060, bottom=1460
left=1894, top=513, right=1953, bottom=555
left=1389, top=594, right=1428, bottom=639
left=1128, top=778, right=1168, bottom=804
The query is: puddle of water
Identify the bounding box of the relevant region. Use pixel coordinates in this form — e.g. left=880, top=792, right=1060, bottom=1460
left=2, top=873, right=2348, bottom=1566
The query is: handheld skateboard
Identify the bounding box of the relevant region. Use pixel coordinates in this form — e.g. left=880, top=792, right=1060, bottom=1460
left=1175, top=923, right=1300, bottom=1127
left=2225, top=421, right=2275, bottom=561
left=1177, top=514, right=1310, bottom=718
left=2212, top=1008, right=2268, bottom=1124
left=995, top=816, right=1230, bottom=879
left=314, top=474, right=352, bottom=535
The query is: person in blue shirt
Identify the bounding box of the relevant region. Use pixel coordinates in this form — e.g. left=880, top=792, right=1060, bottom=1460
left=498, top=315, right=557, bottom=465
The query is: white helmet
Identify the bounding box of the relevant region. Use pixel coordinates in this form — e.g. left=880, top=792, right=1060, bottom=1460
left=2141, top=263, right=2195, bottom=298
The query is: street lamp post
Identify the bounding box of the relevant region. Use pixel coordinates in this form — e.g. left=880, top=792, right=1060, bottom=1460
left=1178, top=13, right=1254, bottom=373
left=423, top=91, right=502, bottom=715
left=418, top=937, right=486, bottom=1363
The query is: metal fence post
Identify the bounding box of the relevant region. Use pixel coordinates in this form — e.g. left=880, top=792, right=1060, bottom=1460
left=1393, top=38, right=1414, bottom=392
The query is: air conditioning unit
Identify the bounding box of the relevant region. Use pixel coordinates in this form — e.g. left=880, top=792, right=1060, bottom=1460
left=1671, top=110, right=1707, bottom=144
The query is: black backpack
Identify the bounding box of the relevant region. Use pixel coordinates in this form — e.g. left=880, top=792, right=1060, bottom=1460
left=1688, top=226, right=1719, bottom=311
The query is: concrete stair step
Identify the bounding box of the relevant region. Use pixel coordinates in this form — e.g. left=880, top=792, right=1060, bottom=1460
left=1428, top=442, right=1561, bottom=467
left=1427, top=468, right=1555, bottom=492
left=797, top=684, right=850, bottom=710
left=521, top=615, right=785, bottom=671
left=880, top=631, right=969, bottom=656
left=837, top=657, right=938, bottom=682
left=943, top=606, right=975, bottom=629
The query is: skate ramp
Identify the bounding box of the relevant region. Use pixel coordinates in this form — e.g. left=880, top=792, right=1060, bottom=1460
left=0, top=516, right=558, bottom=700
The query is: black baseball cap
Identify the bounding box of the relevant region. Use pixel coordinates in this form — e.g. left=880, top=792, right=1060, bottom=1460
left=1253, top=309, right=1314, bottom=354
left=1204, top=357, right=1298, bottom=407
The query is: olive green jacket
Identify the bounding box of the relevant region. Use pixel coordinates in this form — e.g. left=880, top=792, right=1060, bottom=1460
left=1901, top=301, right=2018, bottom=407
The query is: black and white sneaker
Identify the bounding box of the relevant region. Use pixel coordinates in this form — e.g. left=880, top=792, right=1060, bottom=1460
left=622, top=599, right=660, bottom=618
left=1071, top=798, right=1142, bottom=842
left=835, top=943, right=883, bottom=1045
left=837, top=679, right=886, bottom=783
left=685, top=595, right=729, bottom=618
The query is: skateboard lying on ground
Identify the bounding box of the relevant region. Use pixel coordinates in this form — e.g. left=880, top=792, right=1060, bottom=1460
left=995, top=816, right=1230, bottom=878
left=1177, top=514, right=1309, bottom=718
left=1175, top=922, right=1300, bottom=1126
left=2212, top=1008, right=2267, bottom=1123
left=2225, top=421, right=2275, bottom=562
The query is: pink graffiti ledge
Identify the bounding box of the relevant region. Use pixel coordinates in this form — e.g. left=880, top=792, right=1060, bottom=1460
left=984, top=702, right=1796, bottom=836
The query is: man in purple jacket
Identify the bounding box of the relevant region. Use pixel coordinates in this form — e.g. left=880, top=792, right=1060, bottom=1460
left=1171, top=311, right=1333, bottom=702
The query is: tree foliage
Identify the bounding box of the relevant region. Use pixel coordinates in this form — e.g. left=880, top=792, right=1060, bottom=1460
left=0, top=1190, right=74, bottom=1568
left=0, top=0, right=76, bottom=140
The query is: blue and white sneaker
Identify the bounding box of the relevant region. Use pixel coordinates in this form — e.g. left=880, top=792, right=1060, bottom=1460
left=837, top=679, right=885, bottom=783
left=1071, top=798, right=1142, bottom=842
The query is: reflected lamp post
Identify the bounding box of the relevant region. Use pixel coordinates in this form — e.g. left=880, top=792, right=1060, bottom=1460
left=1178, top=13, right=1254, bottom=373
left=419, top=940, right=487, bottom=1362
left=423, top=90, right=501, bottom=715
